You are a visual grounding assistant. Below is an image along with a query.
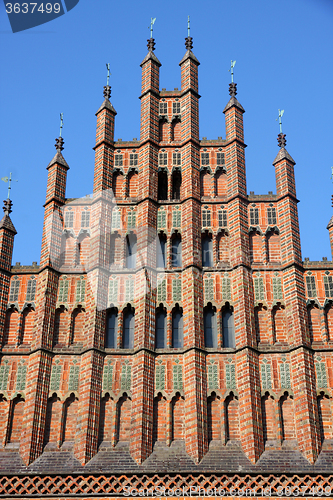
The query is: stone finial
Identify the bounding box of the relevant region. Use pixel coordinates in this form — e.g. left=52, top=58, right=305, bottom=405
left=55, top=136, right=64, bottom=152
left=103, top=85, right=111, bottom=100
left=277, top=133, right=287, bottom=148
left=147, top=38, right=156, bottom=52
left=229, top=82, right=237, bottom=97
left=185, top=36, right=193, bottom=50
left=3, top=199, right=12, bottom=215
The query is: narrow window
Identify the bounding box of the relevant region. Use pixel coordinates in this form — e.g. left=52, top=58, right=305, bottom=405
left=222, top=307, right=235, bottom=348
left=157, top=235, right=166, bottom=268
left=123, top=309, right=134, bottom=349
left=324, top=276, right=333, bottom=298
left=129, top=153, right=138, bottom=166
left=155, top=308, right=167, bottom=348
left=158, top=170, right=168, bottom=200
left=218, top=209, right=228, bottom=227
left=202, top=235, right=213, bottom=267
left=201, top=152, right=209, bottom=166
left=9, top=279, right=20, bottom=302
left=114, top=154, right=123, bottom=167
left=267, top=206, right=277, bottom=225
left=126, top=235, right=137, bottom=269
left=159, top=102, right=167, bottom=115
left=106, top=309, right=118, bottom=348
left=216, top=152, right=225, bottom=166
left=81, top=210, right=90, bottom=228
left=172, top=102, right=180, bottom=115
left=171, top=235, right=182, bottom=268
left=250, top=207, right=259, bottom=226
left=202, top=210, right=211, bottom=227
left=204, top=305, right=217, bottom=348
left=172, top=152, right=181, bottom=166
left=26, top=278, right=36, bottom=302
left=172, top=170, right=182, bottom=200
left=172, top=308, right=183, bottom=348
left=159, top=153, right=168, bottom=165
left=306, top=275, right=317, bottom=298
left=65, top=210, right=74, bottom=228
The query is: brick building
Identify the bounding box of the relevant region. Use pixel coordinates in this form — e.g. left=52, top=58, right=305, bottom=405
left=0, top=34, right=332, bottom=497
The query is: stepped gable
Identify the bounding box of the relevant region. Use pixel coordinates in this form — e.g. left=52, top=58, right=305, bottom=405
left=0, top=28, right=333, bottom=499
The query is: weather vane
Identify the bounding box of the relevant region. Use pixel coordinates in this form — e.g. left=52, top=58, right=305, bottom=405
left=59, top=113, right=64, bottom=138
left=187, top=15, right=190, bottom=37
left=229, top=60, right=236, bottom=83
left=330, top=167, right=333, bottom=182
left=1, top=172, right=18, bottom=200
left=276, top=109, right=284, bottom=134
left=106, top=63, right=111, bottom=86
left=148, top=17, right=156, bottom=38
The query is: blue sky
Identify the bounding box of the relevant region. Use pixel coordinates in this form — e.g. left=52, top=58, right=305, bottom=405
left=0, top=0, right=332, bottom=265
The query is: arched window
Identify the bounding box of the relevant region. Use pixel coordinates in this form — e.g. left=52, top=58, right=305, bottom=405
left=106, top=308, right=118, bottom=348
left=155, top=307, right=167, bottom=348
left=202, top=234, right=213, bottom=267
left=126, top=234, right=137, bottom=269
left=222, top=305, right=235, bottom=348
left=171, top=235, right=182, bottom=268
left=123, top=307, right=134, bottom=349
left=158, top=170, right=168, bottom=200
left=172, top=306, right=183, bottom=348
left=204, top=304, right=217, bottom=348
left=172, top=170, right=182, bottom=200
left=157, top=234, right=166, bottom=268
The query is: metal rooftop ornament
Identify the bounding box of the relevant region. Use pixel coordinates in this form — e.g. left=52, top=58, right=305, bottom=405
left=104, top=64, right=111, bottom=100
left=149, top=17, right=156, bottom=39
left=277, top=109, right=284, bottom=134
left=1, top=172, right=18, bottom=200
left=229, top=60, right=236, bottom=83
left=185, top=15, right=193, bottom=50
left=59, top=113, right=64, bottom=138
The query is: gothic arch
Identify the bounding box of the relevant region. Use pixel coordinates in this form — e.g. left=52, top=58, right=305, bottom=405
left=127, top=168, right=139, bottom=198
left=171, top=392, right=185, bottom=441
left=98, top=392, right=115, bottom=445
left=112, top=169, right=124, bottom=198
left=21, top=304, right=35, bottom=345
left=317, top=391, right=333, bottom=443
left=3, top=305, right=19, bottom=345
left=308, top=303, right=322, bottom=343
left=53, top=305, right=69, bottom=347
left=261, top=391, right=277, bottom=445
left=254, top=304, right=270, bottom=344
left=272, top=303, right=287, bottom=343
left=7, top=395, right=25, bottom=445
left=153, top=392, right=167, bottom=444
left=43, top=393, right=62, bottom=449
left=61, top=393, right=78, bottom=445
left=224, top=391, right=240, bottom=442
left=71, top=305, right=85, bottom=345
left=266, top=227, right=281, bottom=263
left=215, top=167, right=227, bottom=197
left=279, top=391, right=296, bottom=442
left=200, top=168, right=212, bottom=198
left=207, top=391, right=222, bottom=442
left=117, top=393, right=132, bottom=442
left=249, top=228, right=263, bottom=263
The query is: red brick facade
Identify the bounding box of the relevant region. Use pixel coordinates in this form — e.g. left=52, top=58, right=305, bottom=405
left=0, top=36, right=332, bottom=496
